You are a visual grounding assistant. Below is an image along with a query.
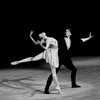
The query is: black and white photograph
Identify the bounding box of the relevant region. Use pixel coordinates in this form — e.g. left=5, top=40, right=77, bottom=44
left=0, top=3, right=100, bottom=100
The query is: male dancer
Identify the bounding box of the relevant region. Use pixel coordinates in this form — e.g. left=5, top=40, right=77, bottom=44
left=44, top=29, right=93, bottom=94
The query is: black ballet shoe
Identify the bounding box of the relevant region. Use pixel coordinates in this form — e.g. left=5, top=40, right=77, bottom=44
left=44, top=90, right=50, bottom=94
left=72, top=84, right=81, bottom=88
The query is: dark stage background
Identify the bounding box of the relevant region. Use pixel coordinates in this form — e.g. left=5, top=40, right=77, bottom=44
left=1, top=4, right=100, bottom=68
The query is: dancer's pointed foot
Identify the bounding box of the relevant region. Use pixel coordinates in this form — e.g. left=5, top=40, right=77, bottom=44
left=11, top=61, right=19, bottom=65
left=55, top=86, right=61, bottom=94
left=72, top=84, right=81, bottom=88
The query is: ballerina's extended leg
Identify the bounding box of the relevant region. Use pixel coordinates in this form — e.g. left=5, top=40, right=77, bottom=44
left=11, top=57, right=33, bottom=65
left=11, top=52, right=43, bottom=65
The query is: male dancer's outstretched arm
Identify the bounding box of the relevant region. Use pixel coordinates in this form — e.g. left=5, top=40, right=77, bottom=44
left=81, top=32, right=94, bottom=42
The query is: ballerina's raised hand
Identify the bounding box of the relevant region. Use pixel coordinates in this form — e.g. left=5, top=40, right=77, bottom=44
left=29, top=30, right=41, bottom=45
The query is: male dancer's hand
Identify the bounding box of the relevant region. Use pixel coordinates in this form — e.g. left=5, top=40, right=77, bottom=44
left=89, top=32, right=94, bottom=39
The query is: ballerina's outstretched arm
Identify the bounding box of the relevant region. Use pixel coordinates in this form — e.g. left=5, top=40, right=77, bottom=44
left=29, top=30, right=40, bottom=45
left=81, top=32, right=94, bottom=42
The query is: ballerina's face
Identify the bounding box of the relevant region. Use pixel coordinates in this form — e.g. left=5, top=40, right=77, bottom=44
left=39, top=32, right=46, bottom=39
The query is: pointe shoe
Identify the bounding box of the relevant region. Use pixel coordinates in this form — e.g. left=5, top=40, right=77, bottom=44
left=55, top=86, right=61, bottom=94
left=11, top=61, right=19, bottom=65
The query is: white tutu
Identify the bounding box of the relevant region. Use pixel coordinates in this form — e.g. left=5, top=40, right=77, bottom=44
left=43, top=48, right=59, bottom=68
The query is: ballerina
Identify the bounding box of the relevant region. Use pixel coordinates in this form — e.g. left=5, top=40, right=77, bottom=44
left=11, top=30, right=61, bottom=94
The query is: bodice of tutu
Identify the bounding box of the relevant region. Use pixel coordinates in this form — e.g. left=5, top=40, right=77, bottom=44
left=46, top=38, right=58, bottom=49
left=43, top=37, right=59, bottom=68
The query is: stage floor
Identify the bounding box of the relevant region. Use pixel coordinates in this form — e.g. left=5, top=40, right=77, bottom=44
left=0, top=57, right=100, bottom=100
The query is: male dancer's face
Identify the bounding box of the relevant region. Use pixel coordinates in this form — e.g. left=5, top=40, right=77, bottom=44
left=65, top=29, right=72, bottom=37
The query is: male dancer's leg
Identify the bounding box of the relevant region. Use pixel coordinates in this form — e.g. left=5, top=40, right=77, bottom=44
left=63, top=57, right=81, bottom=88
left=44, top=65, right=61, bottom=94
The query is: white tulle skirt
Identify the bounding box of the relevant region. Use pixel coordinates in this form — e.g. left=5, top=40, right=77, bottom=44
left=42, top=48, right=59, bottom=68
